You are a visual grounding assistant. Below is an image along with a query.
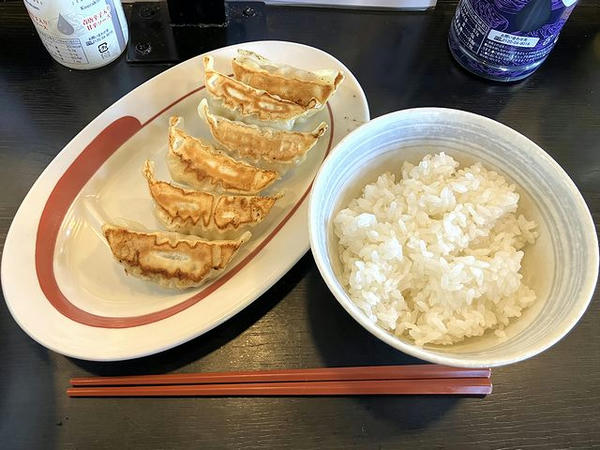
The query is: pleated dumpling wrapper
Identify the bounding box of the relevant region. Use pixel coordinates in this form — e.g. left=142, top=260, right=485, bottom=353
left=203, top=55, right=314, bottom=130
left=198, top=99, right=327, bottom=170
left=167, top=116, right=278, bottom=194
left=232, top=50, right=344, bottom=109
left=144, top=160, right=281, bottom=239
left=102, top=224, right=251, bottom=289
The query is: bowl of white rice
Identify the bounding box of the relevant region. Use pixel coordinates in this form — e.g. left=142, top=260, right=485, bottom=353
left=308, top=108, right=598, bottom=367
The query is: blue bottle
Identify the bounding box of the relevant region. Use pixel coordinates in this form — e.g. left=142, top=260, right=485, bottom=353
left=448, top=0, right=578, bottom=82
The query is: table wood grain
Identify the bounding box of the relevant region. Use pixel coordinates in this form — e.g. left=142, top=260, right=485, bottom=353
left=1, top=2, right=599, bottom=449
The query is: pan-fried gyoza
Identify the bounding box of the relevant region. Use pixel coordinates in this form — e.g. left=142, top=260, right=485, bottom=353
left=103, top=224, right=251, bottom=289
left=144, top=160, right=281, bottom=239
left=203, top=55, right=314, bottom=130
left=232, top=50, right=344, bottom=109
left=198, top=99, right=327, bottom=170
left=167, top=116, right=278, bottom=194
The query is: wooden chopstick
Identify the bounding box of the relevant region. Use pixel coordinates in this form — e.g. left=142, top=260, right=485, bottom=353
left=70, top=365, right=491, bottom=387
left=67, top=378, right=492, bottom=397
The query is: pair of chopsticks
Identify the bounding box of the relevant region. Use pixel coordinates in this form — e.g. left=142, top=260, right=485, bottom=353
left=67, top=365, right=492, bottom=397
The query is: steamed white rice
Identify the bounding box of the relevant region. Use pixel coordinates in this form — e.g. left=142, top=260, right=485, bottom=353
left=333, top=153, right=538, bottom=346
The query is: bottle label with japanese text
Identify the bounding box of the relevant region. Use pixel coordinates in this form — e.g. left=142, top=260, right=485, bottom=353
left=449, top=0, right=577, bottom=81
left=23, top=0, right=128, bottom=70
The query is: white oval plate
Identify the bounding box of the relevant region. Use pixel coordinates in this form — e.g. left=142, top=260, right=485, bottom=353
left=1, top=41, right=369, bottom=361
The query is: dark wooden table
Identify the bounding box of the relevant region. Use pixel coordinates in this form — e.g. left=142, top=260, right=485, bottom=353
left=1, top=1, right=599, bottom=448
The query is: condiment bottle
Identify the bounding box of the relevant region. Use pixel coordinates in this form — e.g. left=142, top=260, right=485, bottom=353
left=23, top=0, right=128, bottom=70
left=448, top=0, right=577, bottom=81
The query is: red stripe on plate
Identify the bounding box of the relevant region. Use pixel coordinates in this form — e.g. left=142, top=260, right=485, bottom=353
left=35, top=88, right=334, bottom=328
